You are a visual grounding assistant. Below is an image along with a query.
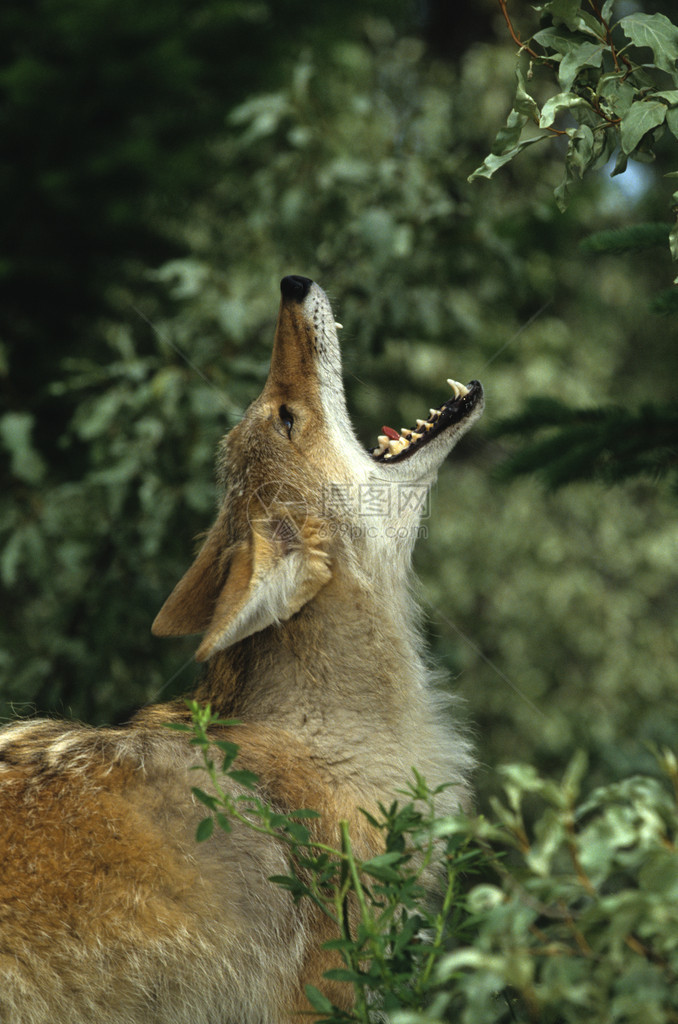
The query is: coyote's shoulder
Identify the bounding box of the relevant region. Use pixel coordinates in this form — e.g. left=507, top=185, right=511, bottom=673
left=0, top=276, right=483, bottom=1024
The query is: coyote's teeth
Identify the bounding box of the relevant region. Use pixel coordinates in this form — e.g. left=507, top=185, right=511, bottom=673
left=411, top=431, right=423, bottom=441
left=335, top=322, right=344, bottom=330
left=416, top=418, right=427, bottom=429
left=447, top=378, right=470, bottom=399
left=429, top=409, right=440, bottom=419
left=388, top=438, right=407, bottom=455
left=377, top=435, right=390, bottom=451
left=401, top=428, right=413, bottom=439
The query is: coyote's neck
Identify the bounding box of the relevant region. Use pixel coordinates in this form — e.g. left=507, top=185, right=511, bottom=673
left=196, top=577, right=419, bottom=724
left=193, top=572, right=471, bottom=808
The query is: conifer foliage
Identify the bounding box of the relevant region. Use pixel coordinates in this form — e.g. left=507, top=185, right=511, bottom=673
left=492, top=398, right=678, bottom=491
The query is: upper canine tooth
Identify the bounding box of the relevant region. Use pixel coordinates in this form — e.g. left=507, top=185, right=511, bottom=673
left=447, top=378, right=469, bottom=398
left=388, top=438, right=406, bottom=455
left=335, top=322, right=344, bottom=330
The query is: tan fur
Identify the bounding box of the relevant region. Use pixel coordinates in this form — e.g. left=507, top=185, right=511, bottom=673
left=0, top=276, right=483, bottom=1023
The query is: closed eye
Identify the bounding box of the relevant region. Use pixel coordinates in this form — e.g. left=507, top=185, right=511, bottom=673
left=279, top=405, right=294, bottom=438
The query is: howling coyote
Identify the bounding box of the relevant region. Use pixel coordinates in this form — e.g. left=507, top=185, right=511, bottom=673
left=0, top=276, right=484, bottom=1023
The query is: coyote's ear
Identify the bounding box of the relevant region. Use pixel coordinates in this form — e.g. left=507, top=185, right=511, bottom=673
left=151, top=523, right=228, bottom=640
left=152, top=516, right=331, bottom=660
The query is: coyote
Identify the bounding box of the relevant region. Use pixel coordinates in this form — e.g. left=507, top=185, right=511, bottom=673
left=0, top=276, right=483, bottom=1023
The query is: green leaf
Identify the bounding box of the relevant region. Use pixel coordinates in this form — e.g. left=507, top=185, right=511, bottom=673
left=620, top=100, right=667, bottom=154
left=362, top=850, right=406, bottom=881
left=304, top=985, right=334, bottom=1014
left=567, top=124, right=595, bottom=177
left=514, top=65, right=540, bottom=121
left=362, top=865, right=401, bottom=882
left=323, top=968, right=365, bottom=984
left=619, top=13, right=678, bottom=75
left=191, top=786, right=218, bottom=810
left=492, top=108, right=529, bottom=154
left=670, top=213, right=678, bottom=263
left=532, top=26, right=571, bottom=52
left=562, top=749, right=588, bottom=800
left=228, top=768, right=259, bottom=789
left=0, top=413, right=46, bottom=485
left=363, top=851, right=405, bottom=870
left=269, top=875, right=310, bottom=898
left=196, top=816, right=214, bottom=842
left=558, top=41, right=603, bottom=92
left=468, top=135, right=545, bottom=182
left=639, top=849, right=678, bottom=897
left=610, top=147, right=628, bottom=177
left=527, top=807, right=566, bottom=875
left=213, top=739, right=240, bottom=758
left=321, top=938, right=355, bottom=953
left=535, top=0, right=602, bottom=37
left=539, top=92, right=588, bottom=129
left=598, top=75, right=635, bottom=119
left=284, top=822, right=311, bottom=844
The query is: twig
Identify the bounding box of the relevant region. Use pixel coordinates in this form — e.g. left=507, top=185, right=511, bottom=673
left=587, top=0, right=634, bottom=75
left=497, top=0, right=542, bottom=61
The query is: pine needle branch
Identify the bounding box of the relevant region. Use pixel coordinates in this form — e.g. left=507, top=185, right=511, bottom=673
left=491, top=398, right=678, bottom=490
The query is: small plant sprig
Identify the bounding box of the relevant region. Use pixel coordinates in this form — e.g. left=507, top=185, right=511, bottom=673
left=471, top=1, right=678, bottom=260
left=170, top=704, right=678, bottom=1023
left=167, top=700, right=481, bottom=1022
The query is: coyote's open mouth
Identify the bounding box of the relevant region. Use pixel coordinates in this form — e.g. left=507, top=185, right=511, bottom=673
left=370, top=378, right=483, bottom=463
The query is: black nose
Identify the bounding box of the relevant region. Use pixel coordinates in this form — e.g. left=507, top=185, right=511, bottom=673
left=280, top=275, right=313, bottom=301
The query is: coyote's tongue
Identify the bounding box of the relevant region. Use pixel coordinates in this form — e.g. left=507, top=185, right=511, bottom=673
left=382, top=426, right=399, bottom=440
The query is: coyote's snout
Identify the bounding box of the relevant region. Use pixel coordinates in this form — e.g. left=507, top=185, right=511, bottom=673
left=0, top=276, right=483, bottom=1024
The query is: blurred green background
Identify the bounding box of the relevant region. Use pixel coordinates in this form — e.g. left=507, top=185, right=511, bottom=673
left=1, top=0, right=676, bottom=806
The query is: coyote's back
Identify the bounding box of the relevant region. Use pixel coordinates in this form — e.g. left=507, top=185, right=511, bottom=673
left=0, top=276, right=483, bottom=1023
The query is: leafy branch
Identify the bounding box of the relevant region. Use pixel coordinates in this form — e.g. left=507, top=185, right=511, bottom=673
left=171, top=704, right=678, bottom=1022
left=167, top=701, right=480, bottom=1021
left=471, top=0, right=678, bottom=260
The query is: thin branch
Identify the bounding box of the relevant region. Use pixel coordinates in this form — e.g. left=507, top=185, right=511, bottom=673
left=587, top=0, right=634, bottom=75
left=497, top=0, right=543, bottom=62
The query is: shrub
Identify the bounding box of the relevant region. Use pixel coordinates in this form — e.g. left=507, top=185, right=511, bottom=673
left=177, top=702, right=678, bottom=1022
